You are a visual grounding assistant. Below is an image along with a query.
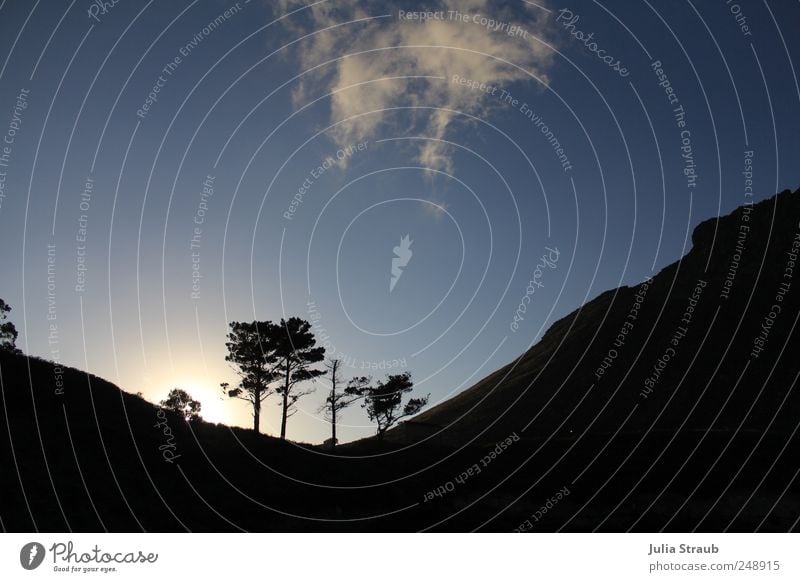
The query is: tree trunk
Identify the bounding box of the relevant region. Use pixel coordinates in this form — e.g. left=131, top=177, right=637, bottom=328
left=280, top=359, right=290, bottom=440
left=280, top=391, right=288, bottom=439
left=253, top=394, right=261, bottom=434
left=331, top=360, right=337, bottom=446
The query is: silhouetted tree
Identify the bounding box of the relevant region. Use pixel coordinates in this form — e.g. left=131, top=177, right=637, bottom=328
left=271, top=317, right=325, bottom=440
left=318, top=358, right=369, bottom=447
left=160, top=388, right=202, bottom=422
left=0, top=299, right=20, bottom=354
left=350, top=372, right=429, bottom=439
left=222, top=321, right=278, bottom=434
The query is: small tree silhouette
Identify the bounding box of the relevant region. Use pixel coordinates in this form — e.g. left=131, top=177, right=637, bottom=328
left=318, top=358, right=369, bottom=447
left=223, top=321, right=278, bottom=434
left=272, top=317, right=325, bottom=440
left=160, top=388, right=202, bottom=422
left=349, top=372, right=429, bottom=439
left=0, top=298, right=20, bottom=354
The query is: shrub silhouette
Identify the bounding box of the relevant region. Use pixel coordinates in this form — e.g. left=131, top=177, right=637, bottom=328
left=160, top=388, right=203, bottom=422
left=0, top=298, right=20, bottom=354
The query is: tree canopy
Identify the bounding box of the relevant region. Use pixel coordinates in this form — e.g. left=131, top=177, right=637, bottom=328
left=349, top=372, right=429, bottom=439
left=160, top=388, right=203, bottom=422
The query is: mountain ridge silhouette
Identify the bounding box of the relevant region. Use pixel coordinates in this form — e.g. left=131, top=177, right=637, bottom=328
left=395, top=188, right=800, bottom=448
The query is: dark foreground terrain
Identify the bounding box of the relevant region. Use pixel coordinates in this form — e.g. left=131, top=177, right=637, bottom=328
left=2, top=189, right=799, bottom=532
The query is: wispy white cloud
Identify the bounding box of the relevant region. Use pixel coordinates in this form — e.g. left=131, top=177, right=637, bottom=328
left=277, top=0, right=558, bottom=173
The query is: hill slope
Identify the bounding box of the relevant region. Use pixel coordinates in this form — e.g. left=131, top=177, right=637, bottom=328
left=396, top=188, right=800, bottom=448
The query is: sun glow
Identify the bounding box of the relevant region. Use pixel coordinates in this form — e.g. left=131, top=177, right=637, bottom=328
left=157, top=381, right=230, bottom=425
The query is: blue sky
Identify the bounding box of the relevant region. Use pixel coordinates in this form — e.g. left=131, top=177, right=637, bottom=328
left=0, top=0, right=798, bottom=443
